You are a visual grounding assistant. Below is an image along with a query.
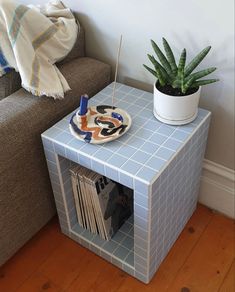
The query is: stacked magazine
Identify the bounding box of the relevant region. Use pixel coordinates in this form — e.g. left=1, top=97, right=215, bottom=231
left=70, top=165, right=133, bottom=240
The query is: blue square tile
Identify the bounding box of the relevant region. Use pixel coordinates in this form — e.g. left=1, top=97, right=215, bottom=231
left=112, top=231, right=126, bottom=243
left=126, top=104, right=142, bottom=115
left=56, top=132, right=74, bottom=145
left=134, top=98, right=149, bottom=107
left=134, top=179, right=149, bottom=194
left=67, top=138, right=85, bottom=150
left=157, top=125, right=175, bottom=136
left=128, top=136, right=146, bottom=148
left=132, top=116, right=148, bottom=126
left=105, top=166, right=119, bottom=182
left=119, top=222, right=133, bottom=234
left=144, top=120, right=162, bottom=131
left=142, top=91, right=153, bottom=100
left=135, top=192, right=149, bottom=209
left=94, top=149, right=113, bottom=161
left=47, top=160, right=58, bottom=174
left=42, top=138, right=53, bottom=151
left=121, top=160, right=142, bottom=175
left=118, top=84, right=134, bottom=94
left=72, top=224, right=85, bottom=235
left=114, top=100, right=130, bottom=109
left=171, top=130, right=189, bottom=142
left=107, top=154, right=127, bottom=168
left=79, top=154, right=91, bottom=169
left=178, top=123, right=195, bottom=133
left=150, top=133, right=168, bottom=145
left=135, top=235, right=148, bottom=251
left=146, top=156, right=166, bottom=171
left=131, top=88, right=145, bottom=96
left=92, top=160, right=105, bottom=175
left=65, top=148, right=79, bottom=163
left=117, top=145, right=137, bottom=158
left=130, top=151, right=151, bottom=164
left=113, top=246, right=130, bottom=260
left=54, top=143, right=66, bottom=157
left=121, top=236, right=134, bottom=250
left=91, top=234, right=106, bottom=247
left=138, top=108, right=153, bottom=119
left=103, top=240, right=119, bottom=253
left=44, top=149, right=56, bottom=163
left=155, top=147, right=175, bottom=160
left=135, top=128, right=154, bottom=140
left=125, top=252, right=134, bottom=266
left=119, top=172, right=133, bottom=188
left=101, top=86, right=113, bottom=95
left=140, top=141, right=160, bottom=155
left=163, top=138, right=182, bottom=151
left=135, top=215, right=148, bottom=230
left=136, top=167, right=157, bottom=183
left=134, top=204, right=148, bottom=221
left=43, top=127, right=62, bottom=139
left=127, top=124, right=139, bottom=135
left=102, top=140, right=122, bottom=152
left=82, top=229, right=94, bottom=241
left=80, top=144, right=99, bottom=156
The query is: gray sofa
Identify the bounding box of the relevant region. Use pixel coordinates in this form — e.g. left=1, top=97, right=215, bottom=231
left=0, top=26, right=111, bottom=265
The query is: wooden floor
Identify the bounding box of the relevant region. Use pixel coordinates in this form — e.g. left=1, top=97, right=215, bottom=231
left=0, top=204, right=234, bottom=292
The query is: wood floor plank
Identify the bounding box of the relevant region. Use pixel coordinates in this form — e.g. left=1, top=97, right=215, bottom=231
left=117, top=205, right=214, bottom=292
left=37, top=238, right=95, bottom=290
left=66, top=253, right=122, bottom=292
left=167, top=213, right=235, bottom=292
left=15, top=271, right=62, bottom=292
left=219, top=260, right=235, bottom=292
left=0, top=218, right=65, bottom=292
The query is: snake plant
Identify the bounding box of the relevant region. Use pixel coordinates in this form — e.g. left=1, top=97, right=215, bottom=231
left=144, top=38, right=219, bottom=94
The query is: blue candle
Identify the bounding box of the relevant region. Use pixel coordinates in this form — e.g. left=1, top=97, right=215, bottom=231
left=79, top=94, right=89, bottom=115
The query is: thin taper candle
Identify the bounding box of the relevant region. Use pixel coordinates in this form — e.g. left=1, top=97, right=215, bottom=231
left=112, top=35, right=123, bottom=107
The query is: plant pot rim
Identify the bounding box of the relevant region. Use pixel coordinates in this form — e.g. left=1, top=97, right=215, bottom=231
left=154, top=81, right=201, bottom=99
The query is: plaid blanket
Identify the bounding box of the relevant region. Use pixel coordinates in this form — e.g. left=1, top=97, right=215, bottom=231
left=0, top=0, right=78, bottom=98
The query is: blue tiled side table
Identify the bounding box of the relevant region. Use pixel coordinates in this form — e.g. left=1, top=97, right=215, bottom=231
left=41, top=82, right=211, bottom=284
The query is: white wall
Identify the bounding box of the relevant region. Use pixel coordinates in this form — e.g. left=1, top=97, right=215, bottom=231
left=22, top=0, right=235, bottom=170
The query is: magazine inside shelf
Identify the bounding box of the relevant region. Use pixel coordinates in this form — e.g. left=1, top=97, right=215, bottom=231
left=58, top=157, right=134, bottom=270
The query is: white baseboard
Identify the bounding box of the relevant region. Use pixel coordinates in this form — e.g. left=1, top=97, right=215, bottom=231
left=199, top=159, right=235, bottom=219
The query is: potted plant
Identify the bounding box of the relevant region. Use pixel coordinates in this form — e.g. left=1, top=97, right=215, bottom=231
left=144, top=39, right=219, bottom=125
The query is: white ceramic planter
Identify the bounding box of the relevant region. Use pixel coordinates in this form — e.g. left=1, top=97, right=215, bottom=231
left=153, top=83, right=201, bottom=125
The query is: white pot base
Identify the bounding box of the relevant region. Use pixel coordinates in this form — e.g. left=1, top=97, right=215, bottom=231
left=153, top=108, right=198, bottom=125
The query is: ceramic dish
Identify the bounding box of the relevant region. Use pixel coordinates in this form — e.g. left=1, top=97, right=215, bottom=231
left=70, top=105, right=132, bottom=144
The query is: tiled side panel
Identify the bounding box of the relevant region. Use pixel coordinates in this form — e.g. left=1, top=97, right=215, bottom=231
left=133, top=180, right=151, bottom=283
left=148, top=117, right=210, bottom=282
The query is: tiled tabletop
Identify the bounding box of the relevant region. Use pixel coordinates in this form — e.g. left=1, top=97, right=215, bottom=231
left=42, top=82, right=210, bottom=186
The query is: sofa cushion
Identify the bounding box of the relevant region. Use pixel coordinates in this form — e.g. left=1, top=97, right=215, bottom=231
left=0, top=70, right=21, bottom=100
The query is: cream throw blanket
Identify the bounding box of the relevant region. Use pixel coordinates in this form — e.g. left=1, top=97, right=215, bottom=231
left=0, top=0, right=78, bottom=98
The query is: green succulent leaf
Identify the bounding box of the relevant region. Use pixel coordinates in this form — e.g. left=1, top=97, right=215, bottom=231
left=185, top=46, right=211, bottom=77
left=182, top=76, right=196, bottom=94
left=185, top=67, right=217, bottom=83
left=177, top=49, right=186, bottom=79
left=151, top=40, right=173, bottom=77
left=191, top=78, right=219, bottom=87
left=147, top=54, right=171, bottom=82
left=143, top=64, right=158, bottom=79
left=162, top=38, right=178, bottom=75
